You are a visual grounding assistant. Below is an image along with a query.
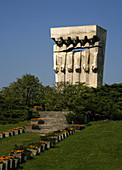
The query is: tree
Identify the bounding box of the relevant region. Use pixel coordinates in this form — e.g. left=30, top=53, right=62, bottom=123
left=2, top=74, right=40, bottom=107
left=0, top=74, right=42, bottom=124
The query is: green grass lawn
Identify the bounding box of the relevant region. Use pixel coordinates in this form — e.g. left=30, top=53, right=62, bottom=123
left=0, top=133, right=41, bottom=155
left=0, top=120, right=41, bottom=155
left=0, top=121, right=122, bottom=170
left=0, top=120, right=29, bottom=132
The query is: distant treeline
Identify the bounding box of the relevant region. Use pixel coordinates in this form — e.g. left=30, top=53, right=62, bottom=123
left=0, top=74, right=122, bottom=124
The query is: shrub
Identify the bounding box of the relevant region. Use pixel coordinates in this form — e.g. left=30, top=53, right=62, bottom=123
left=66, top=112, right=85, bottom=124
left=65, top=112, right=76, bottom=124
left=111, top=110, right=122, bottom=120
left=32, top=124, right=40, bottom=129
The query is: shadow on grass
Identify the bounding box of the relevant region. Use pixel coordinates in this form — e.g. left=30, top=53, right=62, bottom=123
left=51, top=145, right=59, bottom=149
left=13, top=157, right=36, bottom=170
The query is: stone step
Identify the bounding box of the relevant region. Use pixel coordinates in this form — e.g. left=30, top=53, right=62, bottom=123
left=39, top=129, right=59, bottom=134
left=38, top=124, right=69, bottom=129
left=25, top=111, right=69, bottom=134
left=42, top=120, right=68, bottom=125
left=42, top=117, right=67, bottom=121
left=26, top=125, right=70, bottom=134
left=40, top=117, right=68, bottom=124
left=39, top=111, right=68, bottom=118
left=25, top=128, right=61, bottom=134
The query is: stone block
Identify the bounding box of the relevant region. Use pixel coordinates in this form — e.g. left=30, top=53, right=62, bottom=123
left=14, top=159, right=20, bottom=169
left=26, top=149, right=38, bottom=156
left=14, top=130, right=19, bottom=135
left=24, top=125, right=32, bottom=131
left=3, top=160, right=10, bottom=170
left=4, top=132, right=10, bottom=138
left=0, top=133, right=4, bottom=138
left=58, top=135, right=62, bottom=141
left=0, top=163, right=5, bottom=170
left=10, top=131, right=14, bottom=136
left=61, top=133, right=66, bottom=139
left=41, top=143, right=47, bottom=151
left=45, top=141, right=51, bottom=149
left=37, top=146, right=42, bottom=153
left=13, top=153, right=24, bottom=163
left=9, top=159, right=14, bottom=169
left=50, top=25, right=107, bottom=88
left=19, top=129, right=24, bottom=133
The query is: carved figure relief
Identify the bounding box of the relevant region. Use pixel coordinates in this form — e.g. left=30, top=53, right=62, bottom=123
left=67, top=51, right=73, bottom=73
left=74, top=51, right=81, bottom=73
left=53, top=44, right=59, bottom=73
left=51, top=25, right=107, bottom=87
left=83, top=49, right=90, bottom=73
left=65, top=51, right=73, bottom=83
left=91, top=47, right=98, bottom=72
left=73, top=51, right=81, bottom=84
left=53, top=44, right=67, bottom=83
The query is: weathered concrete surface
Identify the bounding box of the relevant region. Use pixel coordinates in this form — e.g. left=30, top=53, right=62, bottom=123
left=50, top=25, right=107, bottom=88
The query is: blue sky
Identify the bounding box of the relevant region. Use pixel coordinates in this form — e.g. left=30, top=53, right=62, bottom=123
left=0, top=0, right=122, bottom=89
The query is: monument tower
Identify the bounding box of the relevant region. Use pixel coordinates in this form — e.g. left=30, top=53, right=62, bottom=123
left=50, top=25, right=107, bottom=88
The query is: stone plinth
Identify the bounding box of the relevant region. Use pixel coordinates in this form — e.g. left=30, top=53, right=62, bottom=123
left=26, top=149, right=38, bottom=156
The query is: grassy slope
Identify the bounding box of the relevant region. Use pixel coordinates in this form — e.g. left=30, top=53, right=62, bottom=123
left=0, top=133, right=41, bottom=155
left=0, top=121, right=122, bottom=170
left=19, top=121, right=122, bottom=170
left=0, top=121, right=29, bottom=132
left=0, top=120, right=41, bottom=155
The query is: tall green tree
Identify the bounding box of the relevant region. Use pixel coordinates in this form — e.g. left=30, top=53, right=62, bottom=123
left=2, top=74, right=40, bottom=107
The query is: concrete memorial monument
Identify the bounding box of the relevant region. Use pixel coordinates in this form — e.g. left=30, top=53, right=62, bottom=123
left=50, top=25, right=107, bottom=88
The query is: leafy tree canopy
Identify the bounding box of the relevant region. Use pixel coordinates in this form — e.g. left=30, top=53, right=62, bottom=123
left=0, top=74, right=122, bottom=124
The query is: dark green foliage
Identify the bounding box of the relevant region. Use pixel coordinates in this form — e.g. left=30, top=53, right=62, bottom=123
left=32, top=124, right=40, bottom=129
left=92, top=83, right=122, bottom=121
left=0, top=73, right=121, bottom=124
left=65, top=112, right=76, bottom=124
left=27, top=110, right=40, bottom=120
left=0, top=94, right=29, bottom=124
left=0, top=74, right=44, bottom=124
left=65, top=112, right=85, bottom=124
left=47, top=82, right=122, bottom=123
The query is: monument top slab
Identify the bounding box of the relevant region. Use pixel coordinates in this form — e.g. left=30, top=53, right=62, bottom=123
left=51, top=25, right=106, bottom=41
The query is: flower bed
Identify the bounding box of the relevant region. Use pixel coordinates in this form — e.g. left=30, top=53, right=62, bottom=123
left=53, top=133, right=63, bottom=141
left=31, top=118, right=44, bottom=124
left=0, top=155, right=16, bottom=170
left=0, top=127, right=24, bottom=139
left=36, top=140, right=46, bottom=152
left=27, top=145, right=39, bottom=156
left=40, top=135, right=59, bottom=144
left=60, top=130, right=69, bottom=137
left=24, top=123, right=40, bottom=130
left=70, top=124, right=85, bottom=130
left=11, top=149, right=24, bottom=163
left=4, top=132, right=11, bottom=138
